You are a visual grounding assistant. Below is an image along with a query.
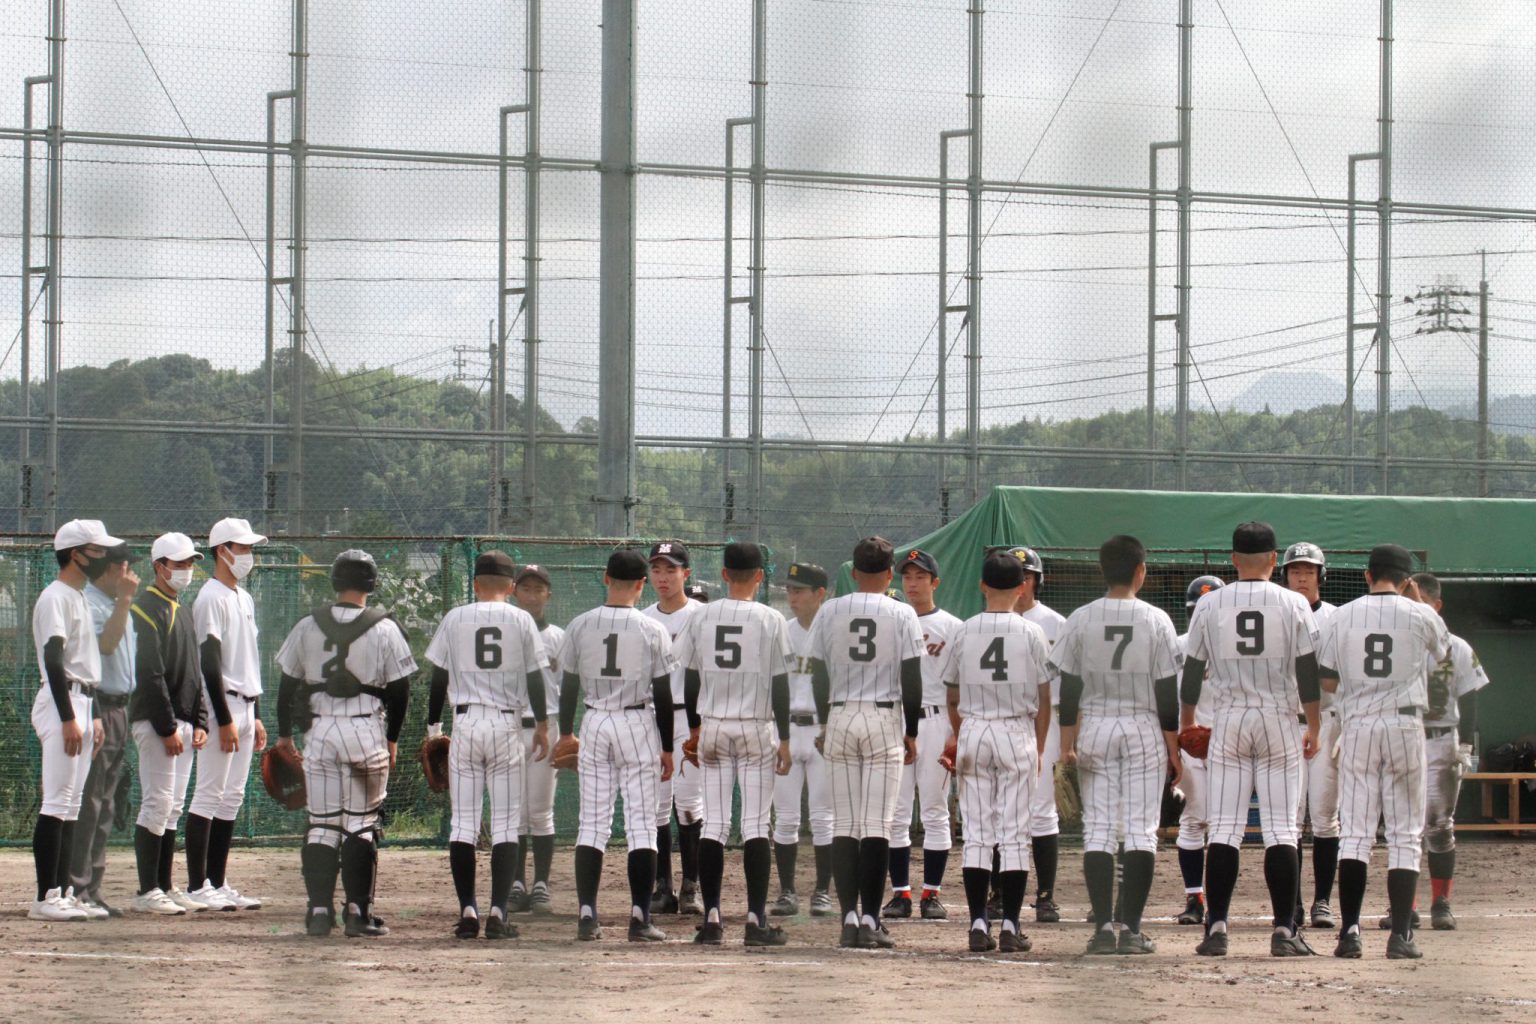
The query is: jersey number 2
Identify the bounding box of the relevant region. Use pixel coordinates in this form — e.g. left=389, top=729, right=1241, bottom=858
left=474, top=627, right=502, bottom=670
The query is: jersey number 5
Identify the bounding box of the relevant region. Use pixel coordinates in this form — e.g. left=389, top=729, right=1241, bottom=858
left=474, top=627, right=502, bottom=670
left=849, top=618, right=877, bottom=662
left=715, top=625, right=743, bottom=669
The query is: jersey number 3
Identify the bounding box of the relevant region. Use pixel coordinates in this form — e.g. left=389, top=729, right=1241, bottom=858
left=849, top=618, right=877, bottom=662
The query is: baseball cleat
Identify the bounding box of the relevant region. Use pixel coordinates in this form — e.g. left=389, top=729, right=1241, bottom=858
left=771, top=891, right=799, bottom=917
left=130, top=889, right=186, bottom=916
left=189, top=882, right=235, bottom=912
left=484, top=913, right=517, bottom=940
left=508, top=882, right=531, bottom=914
left=1118, top=930, right=1156, bottom=955
left=838, top=923, right=861, bottom=948
left=343, top=909, right=389, bottom=938
left=744, top=921, right=788, bottom=947
left=164, top=887, right=207, bottom=913
left=577, top=916, right=603, bottom=941
left=920, top=893, right=948, bottom=920
left=1177, top=895, right=1205, bottom=925
left=454, top=913, right=480, bottom=939
left=1085, top=928, right=1118, bottom=955
left=628, top=919, right=667, bottom=942
left=679, top=883, right=704, bottom=916
left=1385, top=932, right=1423, bottom=960
left=1195, top=930, right=1228, bottom=957
left=68, top=889, right=110, bottom=921
left=1430, top=897, right=1457, bottom=931
left=1309, top=899, right=1336, bottom=930
left=1034, top=897, right=1061, bottom=924
left=305, top=908, right=335, bottom=937
left=215, top=884, right=261, bottom=910
left=882, top=894, right=913, bottom=919
left=810, top=890, right=834, bottom=917
left=29, top=887, right=87, bottom=922
left=650, top=889, right=679, bottom=915
left=998, top=929, right=1032, bottom=953
left=1271, top=928, right=1315, bottom=957
left=1378, top=908, right=1420, bottom=930
left=694, top=921, right=724, bottom=945
left=968, top=927, right=996, bottom=952
left=1333, top=930, right=1363, bottom=959
left=529, top=881, right=554, bottom=915
left=857, top=922, right=896, bottom=949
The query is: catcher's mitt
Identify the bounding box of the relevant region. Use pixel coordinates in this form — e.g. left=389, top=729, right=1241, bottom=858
left=550, top=735, right=580, bottom=771
left=1178, top=725, right=1212, bottom=760
left=681, top=733, right=700, bottom=768
left=419, top=734, right=451, bottom=793
left=261, top=743, right=306, bottom=810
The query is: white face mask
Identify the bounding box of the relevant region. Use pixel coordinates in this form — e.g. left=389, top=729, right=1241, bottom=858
left=166, top=568, right=194, bottom=592
left=226, top=552, right=255, bottom=581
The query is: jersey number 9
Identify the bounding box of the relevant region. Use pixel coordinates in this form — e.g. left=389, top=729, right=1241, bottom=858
left=1235, top=611, right=1265, bottom=656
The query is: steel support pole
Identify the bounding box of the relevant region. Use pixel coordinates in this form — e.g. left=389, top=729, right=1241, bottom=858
left=494, top=103, right=525, bottom=533
left=1148, top=140, right=1178, bottom=491
left=1478, top=252, right=1489, bottom=497
left=939, top=128, right=970, bottom=516
left=964, top=0, right=983, bottom=505
left=1375, top=0, right=1393, bottom=494
left=42, top=0, right=64, bottom=529
left=1345, top=151, right=1380, bottom=497
left=522, top=0, right=543, bottom=531
left=596, top=0, right=636, bottom=537
left=1174, top=0, right=1192, bottom=491
left=264, top=89, right=295, bottom=531
left=747, top=0, right=766, bottom=541
left=723, top=116, right=751, bottom=534
left=287, top=0, right=308, bottom=535
left=20, top=75, right=50, bottom=529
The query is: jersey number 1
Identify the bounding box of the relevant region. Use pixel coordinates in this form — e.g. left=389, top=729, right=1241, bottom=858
left=600, top=633, right=623, bottom=677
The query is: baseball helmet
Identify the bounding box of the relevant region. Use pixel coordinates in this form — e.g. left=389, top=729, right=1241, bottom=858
left=1007, top=545, right=1044, bottom=594
left=330, top=548, right=379, bottom=593
left=1185, top=574, right=1224, bottom=612
left=1280, top=542, right=1326, bottom=582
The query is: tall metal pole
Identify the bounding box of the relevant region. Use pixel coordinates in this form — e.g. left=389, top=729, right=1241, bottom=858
left=596, top=0, right=637, bottom=537
left=493, top=105, right=514, bottom=533
left=964, top=0, right=983, bottom=505
left=287, top=0, right=308, bottom=535
left=723, top=116, right=750, bottom=536
left=1478, top=250, right=1489, bottom=497
left=1375, top=0, right=1393, bottom=495
left=20, top=76, right=50, bottom=529
left=522, top=0, right=543, bottom=531
left=42, top=0, right=64, bottom=529
left=1174, top=0, right=1192, bottom=491
left=939, top=129, right=970, bottom=510
left=1148, top=140, right=1178, bottom=490
left=265, top=88, right=294, bottom=532
left=747, top=0, right=766, bottom=541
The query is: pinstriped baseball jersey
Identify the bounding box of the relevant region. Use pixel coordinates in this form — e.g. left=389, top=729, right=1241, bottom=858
left=673, top=598, right=794, bottom=720
left=1423, top=633, right=1488, bottom=728
left=1177, top=633, right=1215, bottom=727
left=1019, top=602, right=1066, bottom=701
left=274, top=605, right=417, bottom=718
left=786, top=618, right=817, bottom=715
left=1050, top=597, right=1181, bottom=718
left=809, top=592, right=925, bottom=703
left=1316, top=594, right=1450, bottom=717
left=537, top=622, right=566, bottom=710
left=557, top=605, right=676, bottom=709
left=915, top=607, right=963, bottom=705
left=1184, top=580, right=1317, bottom=714
left=1311, top=601, right=1338, bottom=710
left=940, top=611, right=1049, bottom=719
left=424, top=602, right=548, bottom=710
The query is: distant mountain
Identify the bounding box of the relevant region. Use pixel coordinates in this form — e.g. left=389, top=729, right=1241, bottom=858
left=1227, top=373, right=1345, bottom=414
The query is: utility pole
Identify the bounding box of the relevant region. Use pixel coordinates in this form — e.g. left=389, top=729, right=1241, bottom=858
left=1407, top=271, right=1487, bottom=495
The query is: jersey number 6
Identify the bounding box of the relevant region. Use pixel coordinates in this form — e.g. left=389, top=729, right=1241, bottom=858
left=475, top=626, right=502, bottom=670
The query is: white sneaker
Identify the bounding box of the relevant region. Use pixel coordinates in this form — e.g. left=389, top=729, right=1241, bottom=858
left=190, top=882, right=236, bottom=911
left=165, top=887, right=208, bottom=913
left=70, top=890, right=111, bottom=921
left=216, top=883, right=261, bottom=910
left=29, top=887, right=88, bottom=922
left=131, top=889, right=188, bottom=916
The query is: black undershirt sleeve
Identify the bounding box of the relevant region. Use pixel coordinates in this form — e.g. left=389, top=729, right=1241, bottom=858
left=276, top=672, right=301, bottom=738
left=383, top=677, right=410, bottom=742
left=200, top=637, right=231, bottom=727
left=1458, top=690, right=1478, bottom=744
left=1057, top=672, right=1084, bottom=727
left=899, top=656, right=922, bottom=739
left=1154, top=675, right=1179, bottom=733
left=771, top=673, right=791, bottom=742
left=43, top=636, right=73, bottom=722
left=652, top=674, right=675, bottom=752
left=427, top=665, right=450, bottom=726
left=683, top=668, right=702, bottom=731
left=1295, top=651, right=1321, bottom=705
left=1180, top=655, right=1207, bottom=710
left=527, top=670, right=547, bottom=722
left=810, top=658, right=831, bottom=725
left=558, top=671, right=581, bottom=735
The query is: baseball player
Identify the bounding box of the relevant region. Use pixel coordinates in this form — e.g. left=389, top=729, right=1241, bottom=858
left=28, top=520, right=119, bottom=921
left=1012, top=547, right=1068, bottom=923
left=275, top=550, right=416, bottom=938
left=129, top=533, right=210, bottom=915
left=1282, top=542, right=1340, bottom=931
left=1319, top=545, right=1449, bottom=960
left=185, top=517, right=268, bottom=911
left=770, top=562, right=835, bottom=918
left=1179, top=521, right=1321, bottom=957
left=685, top=583, right=711, bottom=603
left=940, top=549, right=1050, bottom=953
left=677, top=542, right=794, bottom=946
left=1057, top=535, right=1183, bottom=955
left=807, top=536, right=924, bottom=950
left=643, top=540, right=704, bottom=915
left=884, top=549, right=960, bottom=920
left=556, top=548, right=677, bottom=942
left=509, top=563, right=566, bottom=915
left=69, top=542, right=138, bottom=918
left=425, top=550, right=549, bottom=939
left=1171, top=574, right=1223, bottom=926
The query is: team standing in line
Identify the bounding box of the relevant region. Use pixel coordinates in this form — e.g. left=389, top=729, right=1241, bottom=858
left=24, top=517, right=1490, bottom=959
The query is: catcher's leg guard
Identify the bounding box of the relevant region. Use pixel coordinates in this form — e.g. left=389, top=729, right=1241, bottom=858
left=340, top=835, right=375, bottom=916
left=301, top=842, right=340, bottom=913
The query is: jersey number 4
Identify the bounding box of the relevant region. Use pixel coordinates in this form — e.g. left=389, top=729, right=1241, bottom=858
left=979, top=636, right=1009, bottom=681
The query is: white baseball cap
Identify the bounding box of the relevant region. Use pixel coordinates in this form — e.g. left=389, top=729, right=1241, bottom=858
left=53, top=519, right=124, bottom=551
left=151, top=532, right=203, bottom=563
left=207, top=517, right=267, bottom=548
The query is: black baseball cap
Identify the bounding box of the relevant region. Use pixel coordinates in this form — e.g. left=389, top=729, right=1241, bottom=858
left=514, top=563, right=551, bottom=586
left=102, top=543, right=133, bottom=565
left=852, top=536, right=894, bottom=574
left=723, top=541, right=765, bottom=571
left=785, top=562, right=828, bottom=590
left=1232, top=521, right=1277, bottom=554
left=684, top=583, right=710, bottom=602
left=648, top=541, right=690, bottom=568
left=606, top=549, right=650, bottom=581
left=981, top=550, right=1025, bottom=589
left=899, top=548, right=940, bottom=577
left=474, top=549, right=517, bottom=579
left=1368, top=543, right=1415, bottom=577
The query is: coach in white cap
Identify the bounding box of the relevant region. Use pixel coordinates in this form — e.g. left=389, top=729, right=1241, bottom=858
left=183, top=517, right=267, bottom=911
left=29, top=519, right=121, bottom=920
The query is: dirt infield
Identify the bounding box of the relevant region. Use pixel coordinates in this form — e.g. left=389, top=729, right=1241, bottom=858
left=4, top=841, right=1535, bottom=1023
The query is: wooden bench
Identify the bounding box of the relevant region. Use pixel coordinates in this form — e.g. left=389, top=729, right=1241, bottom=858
left=1459, top=772, right=1536, bottom=833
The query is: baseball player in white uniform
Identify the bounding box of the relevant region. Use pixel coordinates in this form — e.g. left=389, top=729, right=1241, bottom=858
left=807, top=536, right=924, bottom=950
left=424, top=550, right=549, bottom=940
left=185, top=516, right=268, bottom=911
left=556, top=549, right=678, bottom=942
left=1172, top=575, right=1223, bottom=926
left=275, top=550, right=416, bottom=938
left=643, top=540, right=704, bottom=916
left=1180, top=521, right=1321, bottom=957
left=770, top=562, right=835, bottom=918
left=1012, top=547, right=1068, bottom=923
left=510, top=563, right=566, bottom=915
left=28, top=519, right=118, bottom=921
left=676, top=542, right=794, bottom=946
left=940, top=549, right=1050, bottom=954
left=1282, top=542, right=1341, bottom=932
left=884, top=549, right=960, bottom=921
left=1319, top=545, right=1450, bottom=960
left=1057, top=535, right=1183, bottom=955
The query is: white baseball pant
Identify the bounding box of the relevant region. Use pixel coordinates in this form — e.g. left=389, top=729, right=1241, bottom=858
left=1028, top=713, right=1061, bottom=837
left=655, top=707, right=702, bottom=827
left=889, top=709, right=953, bottom=851
left=448, top=705, right=525, bottom=846
left=188, top=697, right=258, bottom=821
left=1422, top=729, right=1462, bottom=855
left=33, top=688, right=94, bottom=819
left=956, top=716, right=1037, bottom=872
left=133, top=719, right=195, bottom=835
left=823, top=702, right=904, bottom=841
left=519, top=721, right=558, bottom=837
left=1297, top=709, right=1341, bottom=839
left=577, top=708, right=661, bottom=852
left=699, top=718, right=777, bottom=845
left=1207, top=708, right=1303, bottom=849
left=772, top=722, right=833, bottom=846
left=1338, top=714, right=1426, bottom=871
left=1077, top=713, right=1166, bottom=855
left=303, top=713, right=390, bottom=848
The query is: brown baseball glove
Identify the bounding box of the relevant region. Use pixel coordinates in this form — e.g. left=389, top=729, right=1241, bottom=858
left=1178, top=725, right=1212, bottom=760
left=419, top=734, right=451, bottom=793
left=681, top=733, right=700, bottom=768
left=261, top=743, right=306, bottom=810
left=550, top=734, right=581, bottom=771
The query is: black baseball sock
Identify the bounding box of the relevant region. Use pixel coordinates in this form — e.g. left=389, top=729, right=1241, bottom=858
left=814, top=843, right=832, bottom=892
left=743, top=838, right=771, bottom=923
left=206, top=816, right=235, bottom=889
left=574, top=844, right=603, bottom=917
left=514, top=834, right=530, bottom=887
left=1263, top=843, right=1300, bottom=931
left=301, top=842, right=340, bottom=911
left=134, top=826, right=160, bottom=895
left=654, top=822, right=673, bottom=894
left=1387, top=868, right=1419, bottom=938
left=1313, top=837, right=1340, bottom=903
left=1032, top=834, right=1059, bottom=904
left=184, top=813, right=211, bottom=890
left=490, top=842, right=517, bottom=913
left=1338, top=858, right=1366, bottom=933
left=1178, top=846, right=1205, bottom=892
left=989, top=846, right=1002, bottom=897
left=32, top=813, right=62, bottom=900
left=699, top=838, right=725, bottom=916
left=628, top=849, right=657, bottom=921
left=888, top=844, right=911, bottom=893
left=679, top=821, right=702, bottom=887
left=340, top=837, right=374, bottom=914
left=1084, top=850, right=1115, bottom=928
left=963, top=867, right=991, bottom=924
left=55, top=819, right=76, bottom=892
left=532, top=834, right=555, bottom=885
left=1113, top=846, right=1125, bottom=923
left=922, top=848, right=948, bottom=893
left=859, top=837, right=890, bottom=921
left=831, top=836, right=860, bottom=917
left=1120, top=850, right=1155, bottom=933
left=1204, top=843, right=1240, bottom=929
left=448, top=842, right=477, bottom=911
left=158, top=828, right=178, bottom=894
left=774, top=841, right=799, bottom=893
left=999, top=869, right=1028, bottom=928
left=1427, top=849, right=1454, bottom=883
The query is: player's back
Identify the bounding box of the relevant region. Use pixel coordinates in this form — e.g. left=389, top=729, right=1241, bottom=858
left=1186, top=580, right=1316, bottom=714
left=1054, top=597, right=1180, bottom=718
left=426, top=602, right=546, bottom=709
left=677, top=598, right=792, bottom=720
left=947, top=611, right=1048, bottom=720
left=560, top=604, right=674, bottom=709
left=278, top=605, right=416, bottom=719
left=810, top=592, right=924, bottom=703
left=1318, top=594, right=1448, bottom=719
